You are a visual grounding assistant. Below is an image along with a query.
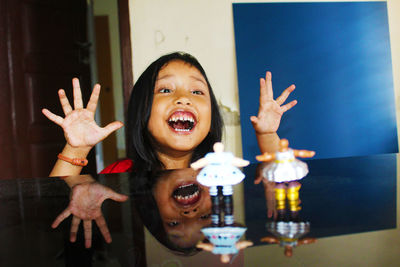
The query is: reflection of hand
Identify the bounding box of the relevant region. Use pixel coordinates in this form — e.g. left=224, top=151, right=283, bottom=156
left=52, top=182, right=129, bottom=248
left=42, top=78, right=123, bottom=149
left=250, top=72, right=297, bottom=134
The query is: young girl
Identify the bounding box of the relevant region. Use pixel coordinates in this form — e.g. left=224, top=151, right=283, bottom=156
left=42, top=52, right=296, bottom=176
left=43, top=52, right=296, bottom=249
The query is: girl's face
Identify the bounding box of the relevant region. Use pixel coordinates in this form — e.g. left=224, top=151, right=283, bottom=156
left=148, top=60, right=212, bottom=156
left=153, top=168, right=212, bottom=248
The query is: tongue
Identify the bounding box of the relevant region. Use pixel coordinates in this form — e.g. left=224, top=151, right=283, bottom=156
left=172, top=121, right=190, bottom=130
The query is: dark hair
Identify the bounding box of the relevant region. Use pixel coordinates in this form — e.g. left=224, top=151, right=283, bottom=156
left=127, top=52, right=223, bottom=171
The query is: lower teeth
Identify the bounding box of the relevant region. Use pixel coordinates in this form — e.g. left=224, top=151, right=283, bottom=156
left=175, top=128, right=190, bottom=132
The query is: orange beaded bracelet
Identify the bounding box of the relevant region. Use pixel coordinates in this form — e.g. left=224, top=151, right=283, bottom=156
left=57, top=154, right=88, bottom=166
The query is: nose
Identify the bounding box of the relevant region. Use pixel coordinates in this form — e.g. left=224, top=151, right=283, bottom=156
left=180, top=208, right=198, bottom=218
left=175, top=93, right=192, bottom=105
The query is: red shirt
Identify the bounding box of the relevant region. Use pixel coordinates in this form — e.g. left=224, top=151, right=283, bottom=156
left=99, top=159, right=134, bottom=174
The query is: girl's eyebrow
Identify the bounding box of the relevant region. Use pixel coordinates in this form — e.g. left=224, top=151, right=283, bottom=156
left=156, top=74, right=207, bottom=86
left=190, top=75, right=207, bottom=86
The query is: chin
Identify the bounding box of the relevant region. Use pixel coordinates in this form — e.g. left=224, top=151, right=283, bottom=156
left=167, top=139, right=203, bottom=153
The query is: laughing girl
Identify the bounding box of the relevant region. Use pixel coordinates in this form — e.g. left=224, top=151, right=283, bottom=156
left=43, top=52, right=296, bottom=176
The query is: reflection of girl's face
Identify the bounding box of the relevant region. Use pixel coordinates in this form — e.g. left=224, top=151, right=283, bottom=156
left=153, top=168, right=212, bottom=247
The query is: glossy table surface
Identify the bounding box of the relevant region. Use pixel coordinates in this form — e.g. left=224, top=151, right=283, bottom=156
left=1, top=153, right=399, bottom=267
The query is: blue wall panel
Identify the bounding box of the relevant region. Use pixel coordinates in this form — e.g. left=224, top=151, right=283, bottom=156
left=233, top=2, right=397, bottom=160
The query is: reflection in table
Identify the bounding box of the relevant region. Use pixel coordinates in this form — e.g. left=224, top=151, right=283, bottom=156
left=0, top=153, right=399, bottom=266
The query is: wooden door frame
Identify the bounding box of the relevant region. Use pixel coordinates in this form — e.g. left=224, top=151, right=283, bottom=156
left=117, top=3, right=147, bottom=267
left=118, top=0, right=133, bottom=114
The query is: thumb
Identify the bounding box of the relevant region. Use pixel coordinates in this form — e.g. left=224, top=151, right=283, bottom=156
left=102, top=121, right=124, bottom=137
left=250, top=116, right=258, bottom=125
left=108, top=191, right=129, bottom=202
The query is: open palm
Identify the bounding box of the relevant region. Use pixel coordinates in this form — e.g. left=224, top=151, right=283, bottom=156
left=52, top=182, right=128, bottom=248
left=42, top=78, right=123, bottom=148
left=251, top=72, right=297, bottom=134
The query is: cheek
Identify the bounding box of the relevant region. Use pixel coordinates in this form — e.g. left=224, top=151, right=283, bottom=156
left=203, top=195, right=212, bottom=210
left=159, top=205, right=180, bottom=222
left=153, top=183, right=170, bottom=207
left=201, top=102, right=212, bottom=129
left=147, top=103, right=164, bottom=133
left=154, top=191, right=177, bottom=218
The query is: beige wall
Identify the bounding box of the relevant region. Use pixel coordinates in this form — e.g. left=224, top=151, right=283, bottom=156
left=130, top=0, right=243, bottom=156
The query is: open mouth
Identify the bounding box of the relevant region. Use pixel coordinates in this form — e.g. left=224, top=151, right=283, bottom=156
left=167, top=111, right=196, bottom=132
left=172, top=183, right=201, bottom=205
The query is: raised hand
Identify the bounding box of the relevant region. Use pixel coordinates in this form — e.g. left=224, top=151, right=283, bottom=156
left=51, top=182, right=129, bottom=248
left=42, top=78, right=123, bottom=148
left=250, top=72, right=297, bottom=134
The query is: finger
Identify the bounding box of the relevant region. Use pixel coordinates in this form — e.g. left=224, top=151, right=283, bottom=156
left=276, top=84, right=295, bottom=105
left=95, top=216, right=112, bottom=243
left=58, top=89, right=73, bottom=115
left=83, top=220, right=92, bottom=248
left=259, top=77, right=267, bottom=100
left=102, top=121, right=124, bottom=137
left=72, top=78, right=84, bottom=109
left=264, top=71, right=273, bottom=99
left=70, top=216, right=81, bottom=242
left=42, top=108, right=64, bottom=126
left=51, top=208, right=71, bottom=228
left=108, top=191, right=129, bottom=202
left=281, top=100, right=297, bottom=113
left=86, top=84, right=101, bottom=114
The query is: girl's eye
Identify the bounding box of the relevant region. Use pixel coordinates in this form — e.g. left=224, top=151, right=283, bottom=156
left=192, top=90, right=204, bottom=95
left=167, top=221, right=180, bottom=227
left=159, top=88, right=171, bottom=93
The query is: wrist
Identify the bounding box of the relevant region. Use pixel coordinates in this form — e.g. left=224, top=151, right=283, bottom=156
left=63, top=175, right=95, bottom=188
left=62, top=143, right=92, bottom=158
left=255, top=131, right=277, bottom=137
left=49, top=144, right=92, bottom=177
left=256, top=132, right=280, bottom=153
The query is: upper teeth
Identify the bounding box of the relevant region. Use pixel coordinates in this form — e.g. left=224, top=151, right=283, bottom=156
left=168, top=115, right=195, bottom=122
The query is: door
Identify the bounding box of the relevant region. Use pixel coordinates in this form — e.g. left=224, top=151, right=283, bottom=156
left=0, top=0, right=96, bottom=179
